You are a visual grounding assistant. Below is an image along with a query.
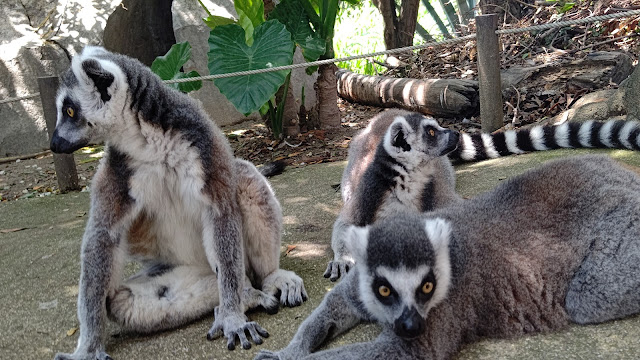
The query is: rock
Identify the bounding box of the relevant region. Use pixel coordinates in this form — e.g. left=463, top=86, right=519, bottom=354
left=501, top=51, right=633, bottom=91
left=103, top=0, right=176, bottom=66
left=172, top=0, right=252, bottom=126
left=623, top=64, right=640, bottom=121
left=545, top=89, right=626, bottom=125
left=0, top=1, right=70, bottom=157
left=0, top=1, right=118, bottom=157
left=50, top=0, right=119, bottom=56
left=172, top=0, right=318, bottom=127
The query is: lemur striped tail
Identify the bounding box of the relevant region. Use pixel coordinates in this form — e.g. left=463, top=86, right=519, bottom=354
left=449, top=120, right=640, bottom=162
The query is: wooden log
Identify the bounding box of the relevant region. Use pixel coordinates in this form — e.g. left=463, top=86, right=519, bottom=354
left=37, top=76, right=80, bottom=192
left=336, top=69, right=479, bottom=118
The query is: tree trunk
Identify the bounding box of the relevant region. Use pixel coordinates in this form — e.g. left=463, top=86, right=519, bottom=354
left=374, top=0, right=421, bottom=49
left=336, top=69, right=479, bottom=118
left=375, top=0, right=399, bottom=49
left=316, top=63, right=341, bottom=128
left=397, top=0, right=420, bottom=46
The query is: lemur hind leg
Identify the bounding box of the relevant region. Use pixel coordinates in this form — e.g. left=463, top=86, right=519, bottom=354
left=565, top=214, right=640, bottom=324
left=106, top=264, right=218, bottom=333
left=107, top=264, right=279, bottom=332
left=234, top=159, right=307, bottom=308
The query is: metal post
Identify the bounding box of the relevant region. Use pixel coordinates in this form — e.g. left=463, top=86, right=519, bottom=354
left=475, top=14, right=504, bottom=132
left=37, top=76, right=80, bottom=192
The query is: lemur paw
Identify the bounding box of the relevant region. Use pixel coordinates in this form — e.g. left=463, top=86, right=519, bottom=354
left=242, top=286, right=279, bottom=315
left=254, top=349, right=283, bottom=360
left=262, top=269, right=308, bottom=307
left=54, top=350, right=112, bottom=360
left=105, top=286, right=133, bottom=326
left=323, top=259, right=354, bottom=282
left=207, top=307, right=269, bottom=350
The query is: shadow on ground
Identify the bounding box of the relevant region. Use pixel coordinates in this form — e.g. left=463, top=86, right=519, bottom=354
left=1, top=149, right=639, bottom=359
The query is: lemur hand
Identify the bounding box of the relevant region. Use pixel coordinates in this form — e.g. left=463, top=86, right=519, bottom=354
left=254, top=350, right=283, bottom=360
left=54, top=349, right=112, bottom=360
left=207, top=306, right=269, bottom=350
left=323, top=258, right=354, bottom=282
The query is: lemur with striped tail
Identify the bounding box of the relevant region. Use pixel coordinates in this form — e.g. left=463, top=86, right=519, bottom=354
left=50, top=47, right=306, bottom=360
left=259, top=155, right=640, bottom=360
left=325, top=109, right=640, bottom=281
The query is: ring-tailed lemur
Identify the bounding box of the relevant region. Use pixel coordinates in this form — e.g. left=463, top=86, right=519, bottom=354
left=50, top=47, right=307, bottom=360
left=325, top=109, right=461, bottom=281
left=325, top=109, right=640, bottom=281
left=259, top=155, right=640, bottom=360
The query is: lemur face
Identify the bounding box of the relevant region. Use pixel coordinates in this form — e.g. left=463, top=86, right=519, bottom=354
left=346, top=215, right=452, bottom=339
left=51, top=47, right=128, bottom=154
left=383, top=114, right=459, bottom=166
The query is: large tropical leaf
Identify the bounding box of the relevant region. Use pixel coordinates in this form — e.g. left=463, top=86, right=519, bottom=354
left=203, top=15, right=235, bottom=30
left=234, top=0, right=264, bottom=45
left=151, top=42, right=202, bottom=93
left=208, top=20, right=294, bottom=116
left=269, top=0, right=325, bottom=63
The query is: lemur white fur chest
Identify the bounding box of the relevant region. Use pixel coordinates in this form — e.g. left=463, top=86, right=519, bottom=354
left=377, top=160, right=437, bottom=220
left=119, top=123, right=211, bottom=265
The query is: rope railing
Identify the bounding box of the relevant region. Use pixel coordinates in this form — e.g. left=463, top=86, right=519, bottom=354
left=1, top=8, right=639, bottom=104
left=0, top=92, right=41, bottom=105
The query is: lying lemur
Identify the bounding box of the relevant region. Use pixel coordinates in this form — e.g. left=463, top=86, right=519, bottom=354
left=259, top=155, right=640, bottom=360
left=325, top=109, right=640, bottom=281
left=50, top=47, right=306, bottom=360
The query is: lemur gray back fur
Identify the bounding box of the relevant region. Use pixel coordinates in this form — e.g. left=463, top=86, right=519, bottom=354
left=258, top=155, right=640, bottom=360
left=51, top=47, right=306, bottom=360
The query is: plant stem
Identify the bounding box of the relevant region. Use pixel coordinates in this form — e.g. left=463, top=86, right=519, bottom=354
left=322, top=0, right=339, bottom=58
left=197, top=0, right=212, bottom=17
left=274, top=72, right=292, bottom=138
left=300, top=0, right=322, bottom=32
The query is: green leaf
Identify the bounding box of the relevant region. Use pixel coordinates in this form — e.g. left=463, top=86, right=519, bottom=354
left=234, top=0, right=264, bottom=45
left=269, top=0, right=325, bottom=63
left=208, top=20, right=294, bottom=116
left=151, top=42, right=202, bottom=93
left=173, top=70, right=203, bottom=93
left=203, top=15, right=235, bottom=30
left=558, top=2, right=575, bottom=13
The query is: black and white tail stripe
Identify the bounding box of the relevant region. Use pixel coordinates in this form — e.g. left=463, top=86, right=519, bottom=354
left=450, top=120, right=640, bottom=162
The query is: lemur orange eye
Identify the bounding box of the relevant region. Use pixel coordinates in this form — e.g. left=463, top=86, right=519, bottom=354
left=429, top=129, right=435, bottom=137
left=67, top=107, right=74, bottom=117
left=422, top=282, right=434, bottom=294
left=378, top=285, right=391, bottom=297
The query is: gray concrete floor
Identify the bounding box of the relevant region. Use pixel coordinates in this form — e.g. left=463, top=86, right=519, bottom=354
left=1, top=149, right=639, bottom=359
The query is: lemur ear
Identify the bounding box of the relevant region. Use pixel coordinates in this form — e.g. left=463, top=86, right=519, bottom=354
left=424, top=217, right=451, bottom=253
left=387, top=118, right=412, bottom=152
left=81, top=59, right=115, bottom=102
left=345, top=225, right=370, bottom=263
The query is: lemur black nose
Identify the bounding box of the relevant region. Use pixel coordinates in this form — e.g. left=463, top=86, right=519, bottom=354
left=440, top=130, right=460, bottom=156
left=394, top=306, right=425, bottom=338
left=50, top=128, right=79, bottom=154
